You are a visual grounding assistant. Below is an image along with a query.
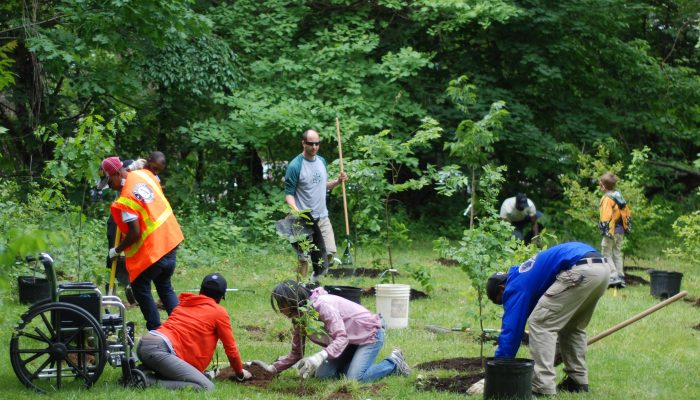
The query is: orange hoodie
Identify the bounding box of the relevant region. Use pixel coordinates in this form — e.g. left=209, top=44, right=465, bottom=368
left=155, top=293, right=243, bottom=374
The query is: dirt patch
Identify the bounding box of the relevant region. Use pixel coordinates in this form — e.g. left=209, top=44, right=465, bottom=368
left=415, top=357, right=484, bottom=373
left=215, top=364, right=275, bottom=388
left=682, top=296, right=699, bottom=306
left=363, top=287, right=429, bottom=300
left=242, top=325, right=267, bottom=340
left=416, top=372, right=484, bottom=393
left=436, top=257, right=459, bottom=267
left=624, top=273, right=648, bottom=286
left=328, top=267, right=383, bottom=277
left=415, top=357, right=485, bottom=394
left=324, top=384, right=353, bottom=400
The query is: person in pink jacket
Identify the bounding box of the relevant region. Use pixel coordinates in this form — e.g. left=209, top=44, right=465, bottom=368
left=247, top=280, right=410, bottom=382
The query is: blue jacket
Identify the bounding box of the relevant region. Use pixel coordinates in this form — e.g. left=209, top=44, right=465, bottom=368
left=495, top=242, right=596, bottom=358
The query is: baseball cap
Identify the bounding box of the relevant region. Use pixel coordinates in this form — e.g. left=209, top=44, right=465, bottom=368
left=200, top=273, right=227, bottom=300
left=101, top=157, right=123, bottom=177
left=515, top=193, right=528, bottom=208
left=486, top=272, right=508, bottom=304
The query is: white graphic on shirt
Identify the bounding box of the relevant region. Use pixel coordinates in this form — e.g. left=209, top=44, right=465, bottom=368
left=519, top=256, right=536, bottom=273
left=133, top=183, right=155, bottom=204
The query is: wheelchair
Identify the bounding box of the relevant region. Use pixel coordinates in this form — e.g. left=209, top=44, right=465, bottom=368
left=10, top=253, right=146, bottom=392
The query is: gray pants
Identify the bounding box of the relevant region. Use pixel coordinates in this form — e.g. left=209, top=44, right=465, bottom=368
left=528, top=260, right=610, bottom=394
left=136, top=333, right=214, bottom=391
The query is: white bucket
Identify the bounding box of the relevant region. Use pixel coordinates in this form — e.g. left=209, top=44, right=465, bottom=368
left=375, top=284, right=411, bottom=329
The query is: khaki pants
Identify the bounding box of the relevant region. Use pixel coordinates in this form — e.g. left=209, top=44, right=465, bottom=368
left=528, top=260, right=610, bottom=394
left=601, top=234, right=624, bottom=278
left=317, top=217, right=337, bottom=255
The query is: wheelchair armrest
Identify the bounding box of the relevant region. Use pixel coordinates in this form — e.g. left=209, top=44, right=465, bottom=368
left=58, top=282, right=98, bottom=290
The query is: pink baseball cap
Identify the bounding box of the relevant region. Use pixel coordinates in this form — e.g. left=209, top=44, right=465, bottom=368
left=101, top=157, right=123, bottom=177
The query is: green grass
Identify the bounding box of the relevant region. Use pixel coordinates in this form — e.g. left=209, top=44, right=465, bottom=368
left=1, top=241, right=698, bottom=399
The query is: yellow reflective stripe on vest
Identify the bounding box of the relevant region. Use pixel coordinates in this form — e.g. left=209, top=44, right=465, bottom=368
left=116, top=194, right=173, bottom=257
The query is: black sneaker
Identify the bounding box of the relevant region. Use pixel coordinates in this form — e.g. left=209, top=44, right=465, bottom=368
left=557, top=376, right=589, bottom=393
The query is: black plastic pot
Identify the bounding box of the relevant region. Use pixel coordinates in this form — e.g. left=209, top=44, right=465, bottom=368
left=324, top=285, right=363, bottom=304
left=17, top=276, right=51, bottom=305
left=648, top=270, right=683, bottom=299
left=484, top=357, right=534, bottom=399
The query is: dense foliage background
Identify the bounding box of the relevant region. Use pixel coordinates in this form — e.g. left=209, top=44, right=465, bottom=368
left=1, top=1, right=699, bottom=278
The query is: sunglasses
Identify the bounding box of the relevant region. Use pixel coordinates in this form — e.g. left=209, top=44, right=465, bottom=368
left=304, top=141, right=321, bottom=146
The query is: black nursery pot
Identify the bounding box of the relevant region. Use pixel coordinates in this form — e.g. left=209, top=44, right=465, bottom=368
left=17, top=276, right=51, bottom=305
left=324, top=285, right=363, bottom=305
left=484, top=357, right=534, bottom=400
left=648, top=270, right=683, bottom=299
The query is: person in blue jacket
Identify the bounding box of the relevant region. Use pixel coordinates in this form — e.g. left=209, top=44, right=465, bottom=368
left=486, top=242, right=610, bottom=396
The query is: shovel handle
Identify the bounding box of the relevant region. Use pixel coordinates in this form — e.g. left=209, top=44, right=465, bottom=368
left=335, top=117, right=350, bottom=236
left=587, top=290, right=687, bottom=346
left=108, top=227, right=121, bottom=297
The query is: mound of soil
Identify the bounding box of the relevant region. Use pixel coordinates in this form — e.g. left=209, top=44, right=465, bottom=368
left=624, top=273, right=649, bottom=286
left=436, top=258, right=459, bottom=267
left=363, top=287, right=429, bottom=300
left=416, top=372, right=484, bottom=393
left=415, top=357, right=485, bottom=394
left=215, top=364, right=275, bottom=388
left=415, top=357, right=484, bottom=373
left=328, top=267, right=383, bottom=277
left=324, top=384, right=353, bottom=400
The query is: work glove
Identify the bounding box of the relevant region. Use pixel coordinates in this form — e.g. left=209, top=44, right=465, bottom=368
left=245, top=360, right=277, bottom=374
left=235, top=369, right=252, bottom=381
left=295, top=350, right=328, bottom=379
left=108, top=247, right=119, bottom=260
left=466, top=378, right=485, bottom=395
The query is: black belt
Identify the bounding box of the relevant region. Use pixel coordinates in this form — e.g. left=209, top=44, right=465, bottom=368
left=574, top=257, right=606, bottom=266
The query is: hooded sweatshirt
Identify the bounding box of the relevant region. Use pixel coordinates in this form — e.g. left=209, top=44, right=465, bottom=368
left=155, top=293, right=243, bottom=374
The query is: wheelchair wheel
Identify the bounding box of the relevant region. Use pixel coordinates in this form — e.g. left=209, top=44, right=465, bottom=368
left=10, top=302, right=107, bottom=393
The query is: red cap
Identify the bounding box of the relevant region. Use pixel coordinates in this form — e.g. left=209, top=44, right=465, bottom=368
left=101, top=157, right=123, bottom=177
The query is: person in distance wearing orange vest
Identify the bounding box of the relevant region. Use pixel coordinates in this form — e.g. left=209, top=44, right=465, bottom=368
left=102, top=156, right=184, bottom=330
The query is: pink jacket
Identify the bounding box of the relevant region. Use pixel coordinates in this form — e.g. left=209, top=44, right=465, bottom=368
left=273, top=287, right=382, bottom=371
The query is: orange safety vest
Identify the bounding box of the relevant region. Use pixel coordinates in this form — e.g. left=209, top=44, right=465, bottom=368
left=111, top=169, right=184, bottom=282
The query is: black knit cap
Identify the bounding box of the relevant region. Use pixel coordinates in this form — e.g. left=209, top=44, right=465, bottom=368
left=486, top=272, right=508, bottom=304
left=200, top=273, right=227, bottom=301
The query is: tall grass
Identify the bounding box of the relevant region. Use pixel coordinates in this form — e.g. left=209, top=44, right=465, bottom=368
left=1, top=241, right=697, bottom=399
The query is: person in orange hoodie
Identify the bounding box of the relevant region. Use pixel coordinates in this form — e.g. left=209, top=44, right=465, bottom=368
left=136, top=273, right=250, bottom=390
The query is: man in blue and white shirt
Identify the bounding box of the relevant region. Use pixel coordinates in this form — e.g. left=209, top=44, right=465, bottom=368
left=284, top=129, right=347, bottom=281
left=487, top=242, right=610, bottom=396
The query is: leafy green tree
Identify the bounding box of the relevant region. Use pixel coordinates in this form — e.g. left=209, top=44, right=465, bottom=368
left=345, top=117, right=442, bottom=267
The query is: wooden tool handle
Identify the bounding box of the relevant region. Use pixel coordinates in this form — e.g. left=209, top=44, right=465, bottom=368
left=587, top=290, right=687, bottom=346
left=335, top=117, right=350, bottom=236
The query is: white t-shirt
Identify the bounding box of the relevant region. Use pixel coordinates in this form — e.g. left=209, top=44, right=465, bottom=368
left=500, top=197, right=536, bottom=222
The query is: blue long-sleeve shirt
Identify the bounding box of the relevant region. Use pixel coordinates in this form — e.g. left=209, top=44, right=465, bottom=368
left=495, top=242, right=596, bottom=358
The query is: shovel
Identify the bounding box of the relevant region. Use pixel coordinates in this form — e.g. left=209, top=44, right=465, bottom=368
left=555, top=290, right=688, bottom=366
left=335, top=117, right=353, bottom=265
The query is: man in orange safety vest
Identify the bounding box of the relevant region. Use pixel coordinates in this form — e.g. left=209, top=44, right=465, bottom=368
left=102, top=156, right=184, bottom=330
